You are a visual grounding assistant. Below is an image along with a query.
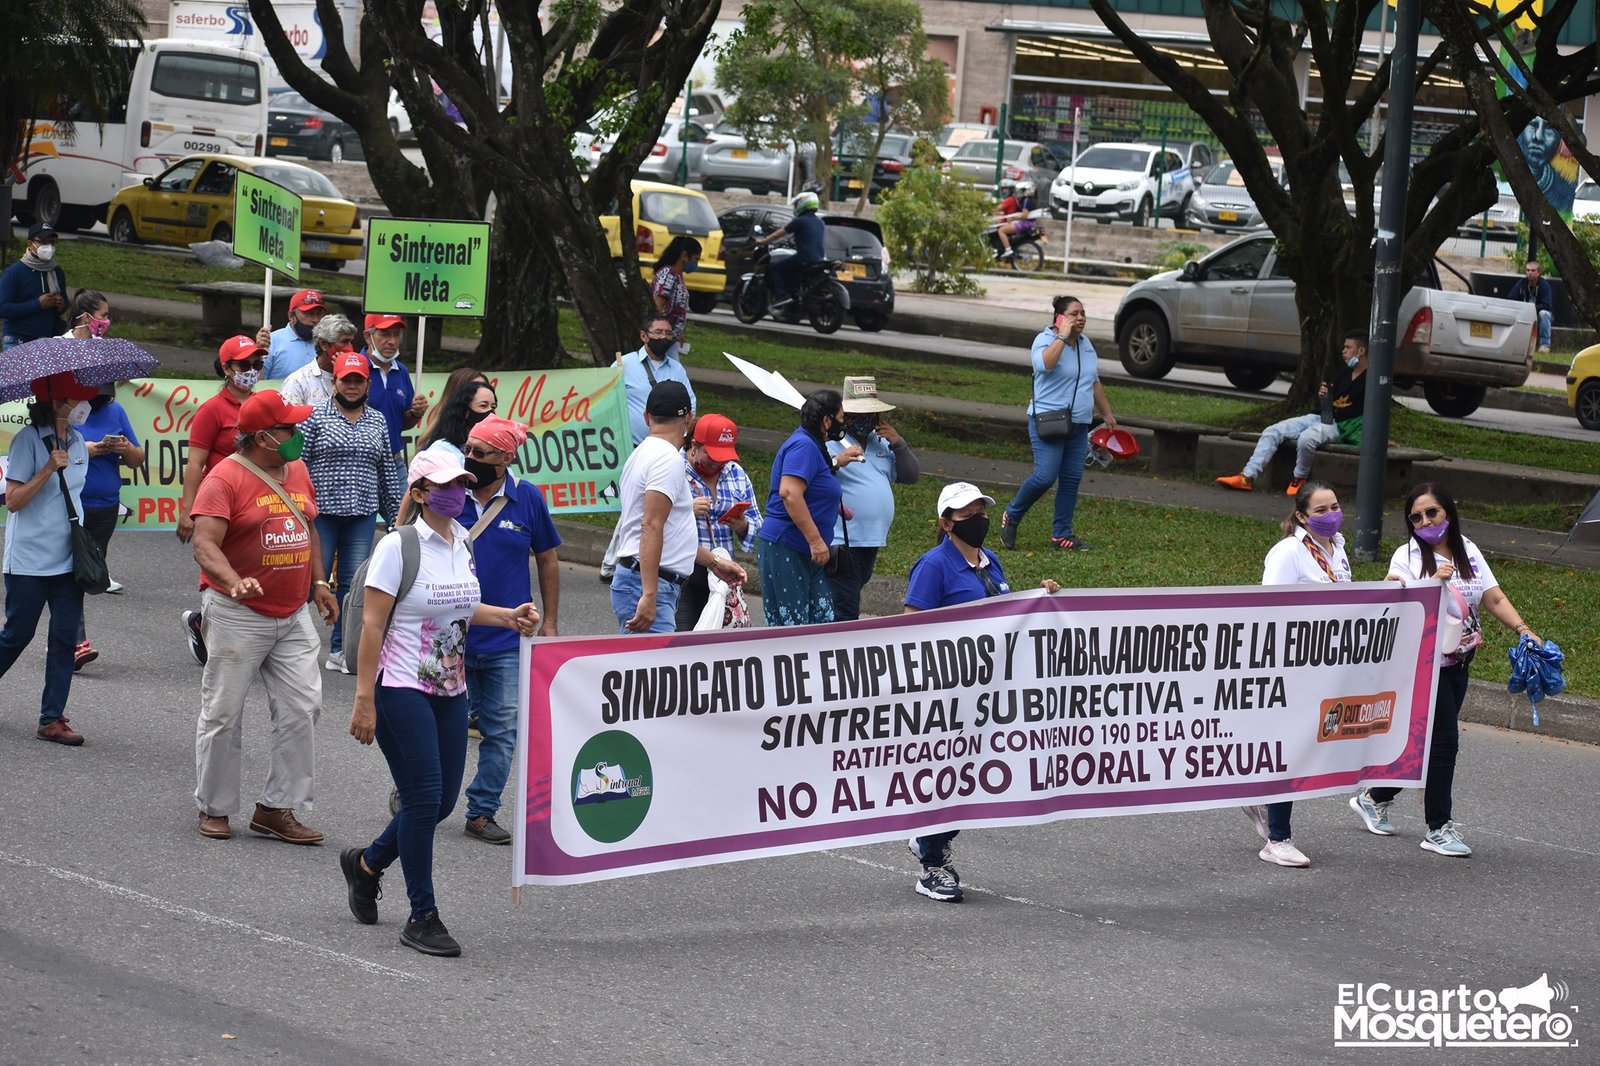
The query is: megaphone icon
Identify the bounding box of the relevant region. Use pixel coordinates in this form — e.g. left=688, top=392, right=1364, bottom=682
left=1498, top=974, right=1556, bottom=1013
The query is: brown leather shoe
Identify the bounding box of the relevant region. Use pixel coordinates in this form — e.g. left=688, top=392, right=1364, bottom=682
left=36, top=717, right=84, bottom=745
left=198, top=813, right=232, bottom=839
left=248, top=804, right=324, bottom=845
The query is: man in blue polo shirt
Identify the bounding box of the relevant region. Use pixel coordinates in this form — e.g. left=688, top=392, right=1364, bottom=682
left=361, top=313, right=428, bottom=489
left=457, top=415, right=561, bottom=844
left=257, top=289, right=326, bottom=379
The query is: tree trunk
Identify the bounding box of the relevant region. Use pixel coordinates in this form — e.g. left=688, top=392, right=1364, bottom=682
left=475, top=200, right=563, bottom=370
left=853, top=121, right=891, bottom=216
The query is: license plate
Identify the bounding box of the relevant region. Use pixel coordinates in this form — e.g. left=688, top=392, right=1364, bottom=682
left=306, top=239, right=331, bottom=253
left=269, top=136, right=288, bottom=147
left=1469, top=320, right=1492, bottom=339
left=846, top=180, right=863, bottom=191
left=730, top=148, right=748, bottom=159
left=1218, top=210, right=1238, bottom=222
left=845, top=262, right=868, bottom=279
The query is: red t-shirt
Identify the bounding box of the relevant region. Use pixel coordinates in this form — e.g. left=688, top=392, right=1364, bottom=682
left=190, top=388, right=245, bottom=476
left=191, top=457, right=320, bottom=618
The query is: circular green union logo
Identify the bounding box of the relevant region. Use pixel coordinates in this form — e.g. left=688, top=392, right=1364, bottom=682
left=570, top=730, right=653, bottom=843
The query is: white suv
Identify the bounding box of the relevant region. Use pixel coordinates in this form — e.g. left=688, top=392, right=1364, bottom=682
left=1049, top=142, right=1196, bottom=227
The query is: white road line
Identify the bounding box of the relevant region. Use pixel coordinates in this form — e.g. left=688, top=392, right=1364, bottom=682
left=820, top=849, right=1120, bottom=925
left=1, top=852, right=422, bottom=982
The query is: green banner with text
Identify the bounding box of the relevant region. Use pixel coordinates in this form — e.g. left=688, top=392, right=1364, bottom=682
left=232, top=171, right=303, bottom=279
left=365, top=217, right=491, bottom=317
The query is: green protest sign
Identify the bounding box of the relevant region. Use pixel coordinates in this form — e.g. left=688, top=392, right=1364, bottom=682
left=233, top=171, right=302, bottom=280
left=365, top=218, right=491, bottom=317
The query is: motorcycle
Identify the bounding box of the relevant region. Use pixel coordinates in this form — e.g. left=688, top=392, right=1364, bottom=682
left=984, top=208, right=1048, bottom=272
left=731, top=245, right=852, bottom=335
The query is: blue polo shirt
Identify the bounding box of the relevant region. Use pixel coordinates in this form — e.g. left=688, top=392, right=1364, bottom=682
left=621, top=346, right=695, bottom=446
left=460, top=475, right=561, bottom=655
left=263, top=324, right=316, bottom=380
left=828, top=431, right=898, bottom=547
left=4, top=425, right=87, bottom=576
left=758, top=427, right=841, bottom=554
left=365, top=359, right=416, bottom=454
left=1030, top=328, right=1099, bottom=423
left=905, top=537, right=1010, bottom=611
left=80, top=401, right=139, bottom=509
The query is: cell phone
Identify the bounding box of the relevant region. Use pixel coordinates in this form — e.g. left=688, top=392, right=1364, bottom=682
left=718, top=501, right=751, bottom=525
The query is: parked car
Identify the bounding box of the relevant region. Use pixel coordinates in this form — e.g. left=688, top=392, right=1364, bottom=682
left=717, top=204, right=895, bottom=331
left=599, top=180, right=726, bottom=310
left=1165, top=140, right=1217, bottom=182
left=702, top=125, right=810, bottom=195
left=1186, top=157, right=1284, bottom=233
left=1568, top=343, right=1600, bottom=430
left=934, top=122, right=997, bottom=161
left=836, top=130, right=917, bottom=201
left=1048, top=141, right=1194, bottom=226
left=1457, top=180, right=1521, bottom=238
left=1571, top=179, right=1599, bottom=223
left=266, top=91, right=363, bottom=163
left=946, top=139, right=1062, bottom=193
left=105, top=154, right=363, bottom=271
left=386, top=89, right=412, bottom=141
left=1113, top=233, right=1536, bottom=416
left=680, top=89, right=729, bottom=131
left=579, top=117, right=715, bottom=185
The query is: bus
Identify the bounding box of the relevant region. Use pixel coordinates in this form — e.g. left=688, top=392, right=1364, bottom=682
left=12, top=38, right=268, bottom=232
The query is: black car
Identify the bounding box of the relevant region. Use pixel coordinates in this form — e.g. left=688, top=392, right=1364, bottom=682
left=266, top=91, right=364, bottom=164
left=834, top=129, right=917, bottom=202
left=717, top=205, right=895, bottom=331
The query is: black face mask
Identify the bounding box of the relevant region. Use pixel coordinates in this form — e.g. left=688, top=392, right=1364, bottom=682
left=824, top=418, right=846, bottom=442
left=334, top=391, right=366, bottom=410
left=291, top=319, right=316, bottom=341
left=646, top=337, right=675, bottom=358
left=465, top=408, right=491, bottom=429
left=464, top=456, right=503, bottom=485
left=950, top=514, right=990, bottom=549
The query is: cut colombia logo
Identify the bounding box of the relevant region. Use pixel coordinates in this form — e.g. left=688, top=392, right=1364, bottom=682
left=1317, top=691, right=1396, bottom=742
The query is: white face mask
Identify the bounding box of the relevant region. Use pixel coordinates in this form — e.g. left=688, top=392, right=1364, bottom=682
left=66, top=400, right=90, bottom=426
left=35, top=243, right=56, bottom=262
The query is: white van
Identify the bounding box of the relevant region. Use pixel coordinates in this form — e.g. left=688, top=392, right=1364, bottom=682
left=12, top=39, right=268, bottom=232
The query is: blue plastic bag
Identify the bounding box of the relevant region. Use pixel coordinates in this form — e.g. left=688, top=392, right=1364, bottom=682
left=1507, top=635, right=1565, bottom=727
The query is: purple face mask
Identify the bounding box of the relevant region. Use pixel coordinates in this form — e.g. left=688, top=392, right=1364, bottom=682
left=1305, top=510, right=1343, bottom=538
left=1414, top=518, right=1449, bottom=546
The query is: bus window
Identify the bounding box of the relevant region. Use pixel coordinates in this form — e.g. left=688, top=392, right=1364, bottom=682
left=151, top=52, right=261, bottom=105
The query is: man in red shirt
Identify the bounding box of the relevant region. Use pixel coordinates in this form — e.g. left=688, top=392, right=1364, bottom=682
left=191, top=391, right=340, bottom=843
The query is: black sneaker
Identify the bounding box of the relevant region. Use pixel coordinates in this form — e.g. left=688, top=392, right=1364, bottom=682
left=465, top=816, right=512, bottom=845
left=339, top=846, right=383, bottom=925
left=400, top=911, right=462, bottom=957
left=916, top=865, right=963, bottom=903
left=999, top=511, right=1018, bottom=550
left=906, top=836, right=959, bottom=882
left=182, top=609, right=207, bottom=666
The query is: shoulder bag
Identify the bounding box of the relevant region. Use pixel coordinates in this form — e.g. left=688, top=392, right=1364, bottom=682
left=45, top=433, right=110, bottom=595
left=1032, top=335, right=1086, bottom=442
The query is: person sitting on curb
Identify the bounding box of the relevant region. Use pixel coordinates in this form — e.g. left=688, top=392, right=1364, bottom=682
left=1506, top=260, right=1554, bottom=354
left=1217, top=331, right=1367, bottom=496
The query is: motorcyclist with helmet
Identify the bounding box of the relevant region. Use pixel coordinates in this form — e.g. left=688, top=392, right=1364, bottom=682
left=993, top=180, right=1038, bottom=259
left=756, top=191, right=825, bottom=310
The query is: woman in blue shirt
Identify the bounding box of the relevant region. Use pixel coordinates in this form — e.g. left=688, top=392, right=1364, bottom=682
left=73, top=381, right=144, bottom=668
left=756, top=389, right=862, bottom=626
left=1000, top=295, right=1118, bottom=552
left=904, top=482, right=1060, bottom=902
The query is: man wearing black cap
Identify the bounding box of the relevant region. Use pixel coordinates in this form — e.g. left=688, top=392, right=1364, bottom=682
left=611, top=381, right=747, bottom=634
left=0, top=223, right=68, bottom=350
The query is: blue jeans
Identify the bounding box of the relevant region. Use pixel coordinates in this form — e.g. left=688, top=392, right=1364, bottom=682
left=916, top=830, right=958, bottom=866
left=315, top=513, right=376, bottom=654
left=826, top=545, right=880, bottom=622
left=1536, top=309, right=1552, bottom=349
left=1242, top=413, right=1338, bottom=481
left=0, top=572, right=84, bottom=725
left=609, top=564, right=680, bottom=634
left=768, top=254, right=806, bottom=299
left=1006, top=417, right=1090, bottom=540
left=364, top=683, right=469, bottom=918
left=757, top=538, right=834, bottom=627
left=464, top=648, right=519, bottom=820
left=1267, top=801, right=1293, bottom=842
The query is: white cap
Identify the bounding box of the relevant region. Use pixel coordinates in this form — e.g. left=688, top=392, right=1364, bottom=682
left=937, top=481, right=995, bottom=516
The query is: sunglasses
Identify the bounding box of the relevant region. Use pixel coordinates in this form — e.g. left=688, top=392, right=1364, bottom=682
left=229, top=359, right=265, bottom=371
left=1407, top=506, right=1444, bottom=526
left=463, top=445, right=502, bottom=460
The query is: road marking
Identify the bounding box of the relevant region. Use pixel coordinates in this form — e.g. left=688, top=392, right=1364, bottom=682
left=1, top=852, right=422, bottom=982
left=820, top=848, right=1120, bottom=925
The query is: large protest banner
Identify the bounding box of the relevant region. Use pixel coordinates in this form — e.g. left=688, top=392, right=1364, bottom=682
left=0, top=368, right=627, bottom=528
left=515, top=583, right=1443, bottom=886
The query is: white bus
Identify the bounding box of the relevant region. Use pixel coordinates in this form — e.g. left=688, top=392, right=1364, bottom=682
left=12, top=38, right=267, bottom=232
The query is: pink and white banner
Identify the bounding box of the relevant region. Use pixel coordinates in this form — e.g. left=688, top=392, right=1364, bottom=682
left=514, top=582, right=1444, bottom=885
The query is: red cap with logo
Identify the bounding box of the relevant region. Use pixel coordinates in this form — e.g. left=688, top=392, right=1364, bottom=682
left=289, top=289, right=325, bottom=313
left=237, top=390, right=315, bottom=434
left=217, top=335, right=266, bottom=365
left=333, top=349, right=370, bottom=379
left=364, top=313, right=405, bottom=331
left=693, top=413, right=740, bottom=462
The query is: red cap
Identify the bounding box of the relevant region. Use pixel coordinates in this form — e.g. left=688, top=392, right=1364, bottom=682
left=32, top=372, right=99, bottom=403
left=364, top=313, right=405, bottom=331
left=237, top=390, right=315, bottom=434
left=333, top=349, right=370, bottom=379
left=218, top=335, right=266, bottom=364
left=693, top=413, right=740, bottom=462
left=289, top=289, right=325, bottom=313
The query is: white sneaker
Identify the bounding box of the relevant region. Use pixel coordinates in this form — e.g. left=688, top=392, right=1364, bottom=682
left=324, top=651, right=347, bottom=673
left=1349, top=790, right=1396, bottom=836
left=1420, top=821, right=1472, bottom=857
left=1242, top=805, right=1271, bottom=843
left=105, top=579, right=124, bottom=594
left=1259, top=839, right=1311, bottom=867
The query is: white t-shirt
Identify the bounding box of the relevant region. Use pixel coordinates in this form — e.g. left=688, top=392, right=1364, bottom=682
left=367, top=520, right=481, bottom=696
left=280, top=361, right=335, bottom=407
left=615, top=435, right=697, bottom=576
left=1388, top=535, right=1498, bottom=651
left=1261, top=528, right=1352, bottom=586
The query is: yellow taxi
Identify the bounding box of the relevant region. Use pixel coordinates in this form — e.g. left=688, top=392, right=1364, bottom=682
left=600, top=180, right=725, bottom=313
left=105, top=154, right=363, bottom=271
left=1568, top=343, right=1600, bottom=430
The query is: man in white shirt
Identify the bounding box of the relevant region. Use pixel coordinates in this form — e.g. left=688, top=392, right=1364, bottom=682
left=281, top=313, right=357, bottom=406
left=611, top=381, right=746, bottom=634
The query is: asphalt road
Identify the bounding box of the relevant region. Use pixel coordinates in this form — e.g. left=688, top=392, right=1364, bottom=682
left=1, top=535, right=1595, bottom=1064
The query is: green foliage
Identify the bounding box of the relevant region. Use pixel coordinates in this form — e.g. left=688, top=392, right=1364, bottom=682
left=1509, top=220, right=1600, bottom=278
left=872, top=164, right=991, bottom=295
left=1152, top=239, right=1210, bottom=272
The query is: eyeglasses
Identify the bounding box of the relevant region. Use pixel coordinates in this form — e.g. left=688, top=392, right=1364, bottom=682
left=1407, top=506, right=1443, bottom=526
left=230, top=359, right=265, bottom=371
left=463, top=445, right=502, bottom=460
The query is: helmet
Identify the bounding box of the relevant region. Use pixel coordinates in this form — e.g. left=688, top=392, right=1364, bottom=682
left=791, top=191, right=820, bottom=213
left=1014, top=179, right=1035, bottom=197
left=1085, top=424, right=1140, bottom=468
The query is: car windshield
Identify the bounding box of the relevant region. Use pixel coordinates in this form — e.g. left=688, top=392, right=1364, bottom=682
left=640, top=190, right=719, bottom=231
left=940, top=125, right=992, bottom=149
left=273, top=92, right=310, bottom=109
left=1073, top=146, right=1150, bottom=172
left=1205, top=160, right=1282, bottom=187
left=878, top=134, right=913, bottom=157
left=824, top=222, right=884, bottom=257
left=955, top=142, right=1025, bottom=162
left=252, top=164, right=342, bottom=198
left=1577, top=183, right=1600, bottom=202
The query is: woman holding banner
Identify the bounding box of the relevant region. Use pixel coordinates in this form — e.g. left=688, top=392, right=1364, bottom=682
left=1349, top=483, right=1542, bottom=859
left=902, top=482, right=1061, bottom=902
left=1245, top=479, right=1351, bottom=868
